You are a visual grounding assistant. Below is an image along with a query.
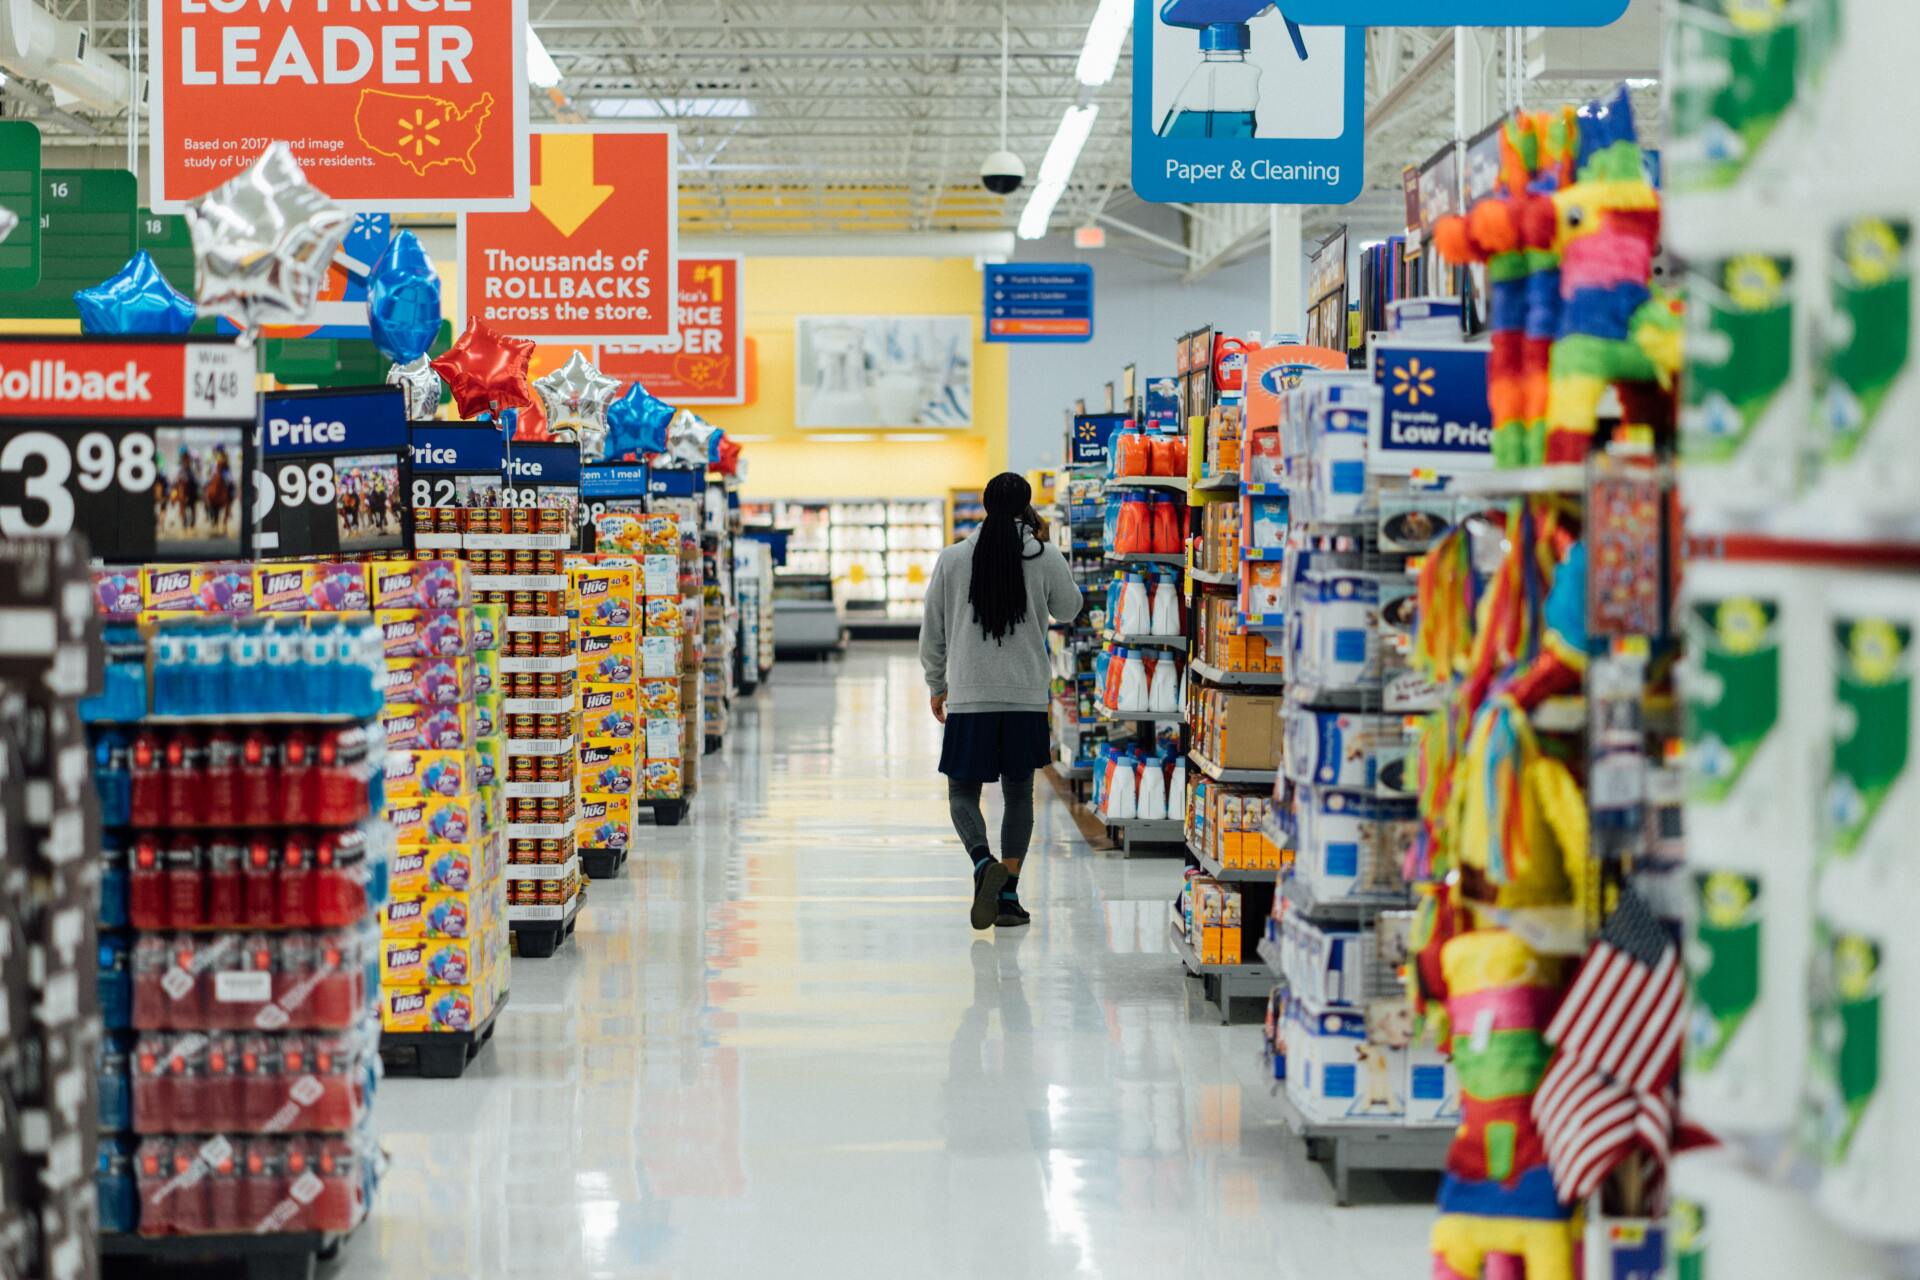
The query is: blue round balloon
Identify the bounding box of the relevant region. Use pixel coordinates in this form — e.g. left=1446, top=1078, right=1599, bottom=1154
left=367, top=230, right=442, bottom=364
left=74, top=251, right=196, bottom=336
left=606, top=382, right=676, bottom=459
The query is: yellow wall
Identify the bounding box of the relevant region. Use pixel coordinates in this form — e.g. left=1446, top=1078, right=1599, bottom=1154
left=700, top=256, right=1004, bottom=501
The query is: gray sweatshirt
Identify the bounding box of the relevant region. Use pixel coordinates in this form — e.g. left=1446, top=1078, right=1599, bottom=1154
left=919, top=533, right=1084, bottom=712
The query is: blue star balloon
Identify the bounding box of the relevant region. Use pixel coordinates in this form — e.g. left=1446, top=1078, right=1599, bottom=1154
left=74, top=251, right=196, bottom=335
left=605, top=382, right=676, bottom=459
left=366, top=229, right=442, bottom=364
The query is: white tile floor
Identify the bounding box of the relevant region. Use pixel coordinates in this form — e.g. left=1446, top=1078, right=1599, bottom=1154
left=353, top=643, right=1434, bottom=1279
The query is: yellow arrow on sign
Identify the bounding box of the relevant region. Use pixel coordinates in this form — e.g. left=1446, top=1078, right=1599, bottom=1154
left=530, top=133, right=614, bottom=238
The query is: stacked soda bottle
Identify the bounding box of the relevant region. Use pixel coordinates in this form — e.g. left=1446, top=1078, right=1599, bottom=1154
left=89, top=562, right=391, bottom=1240
left=373, top=554, right=508, bottom=1037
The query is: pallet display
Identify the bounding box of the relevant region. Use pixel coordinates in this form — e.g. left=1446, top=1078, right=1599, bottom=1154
left=2, top=537, right=103, bottom=1280
left=567, top=558, right=639, bottom=882
left=86, top=563, right=391, bottom=1254
left=701, top=477, right=736, bottom=754
left=735, top=537, right=775, bottom=694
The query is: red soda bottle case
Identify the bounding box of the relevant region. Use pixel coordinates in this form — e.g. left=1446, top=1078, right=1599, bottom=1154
left=165, top=1034, right=207, bottom=1134
left=282, top=1137, right=316, bottom=1230
left=130, top=731, right=165, bottom=827
left=278, top=833, right=314, bottom=929
left=243, top=835, right=278, bottom=928
left=314, top=727, right=370, bottom=826
left=305, top=1032, right=358, bottom=1133
left=274, top=933, right=313, bottom=1029
left=164, top=835, right=204, bottom=929
left=135, top=1139, right=173, bottom=1235
left=309, top=1136, right=360, bottom=1232
left=280, top=730, right=315, bottom=825
left=167, top=1138, right=211, bottom=1235
left=239, top=731, right=278, bottom=823
left=240, top=1034, right=280, bottom=1132
left=164, top=732, right=206, bottom=827
left=203, top=730, right=241, bottom=827
left=130, top=834, right=166, bottom=929
left=203, top=1033, right=243, bottom=1134
left=131, top=1033, right=172, bottom=1133
left=207, top=1141, right=244, bottom=1234
left=206, top=837, right=244, bottom=930
left=242, top=1138, right=284, bottom=1233
left=225, top=934, right=277, bottom=1031
left=313, top=830, right=369, bottom=927
left=131, top=934, right=174, bottom=1029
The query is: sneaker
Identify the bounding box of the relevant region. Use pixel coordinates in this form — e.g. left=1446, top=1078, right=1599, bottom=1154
left=970, top=861, right=1009, bottom=930
left=996, top=892, right=1031, bottom=928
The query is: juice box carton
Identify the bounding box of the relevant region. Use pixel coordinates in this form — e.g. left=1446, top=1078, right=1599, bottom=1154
left=370, top=559, right=469, bottom=610
left=576, top=793, right=633, bottom=851
left=380, top=936, right=485, bottom=988
left=383, top=749, right=477, bottom=801
left=644, top=715, right=681, bottom=760
left=256, top=563, right=368, bottom=613
left=471, top=602, right=503, bottom=653
left=579, top=738, right=636, bottom=796
left=143, top=564, right=253, bottom=614
left=389, top=843, right=479, bottom=896
left=577, top=628, right=636, bottom=684
left=382, top=701, right=475, bottom=751
left=381, top=977, right=493, bottom=1035
left=580, top=684, right=637, bottom=739
left=387, top=792, right=483, bottom=846
left=383, top=887, right=485, bottom=940
left=643, top=595, right=684, bottom=636
left=640, top=636, right=677, bottom=679
left=374, top=608, right=471, bottom=659
left=637, top=678, right=678, bottom=714
left=383, top=656, right=474, bottom=706
left=643, top=757, right=683, bottom=799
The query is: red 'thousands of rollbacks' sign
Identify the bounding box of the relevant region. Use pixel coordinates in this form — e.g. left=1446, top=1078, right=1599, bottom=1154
left=148, top=0, right=530, bottom=211
left=0, top=338, right=253, bottom=420
left=459, top=125, right=679, bottom=344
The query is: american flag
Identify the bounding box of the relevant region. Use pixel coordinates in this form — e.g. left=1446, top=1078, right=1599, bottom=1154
left=1532, top=886, right=1684, bottom=1204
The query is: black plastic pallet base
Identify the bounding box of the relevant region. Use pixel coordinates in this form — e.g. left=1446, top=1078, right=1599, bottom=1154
left=581, top=846, right=627, bottom=880
left=638, top=798, right=688, bottom=826
left=511, top=908, right=579, bottom=959
left=378, top=991, right=507, bottom=1079
left=103, top=1228, right=345, bottom=1280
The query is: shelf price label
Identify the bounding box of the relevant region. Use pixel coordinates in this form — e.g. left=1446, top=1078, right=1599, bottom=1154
left=255, top=387, right=409, bottom=558
left=0, top=337, right=253, bottom=562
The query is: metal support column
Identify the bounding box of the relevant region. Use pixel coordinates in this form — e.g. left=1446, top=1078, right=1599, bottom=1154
left=1268, top=206, right=1303, bottom=340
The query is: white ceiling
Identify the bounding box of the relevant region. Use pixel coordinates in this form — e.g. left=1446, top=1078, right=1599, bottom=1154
left=15, top=0, right=1660, bottom=256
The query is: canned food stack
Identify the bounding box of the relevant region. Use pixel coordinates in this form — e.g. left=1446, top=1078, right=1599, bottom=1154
left=372, top=556, right=509, bottom=1049
left=86, top=562, right=390, bottom=1248
left=459, top=505, right=582, bottom=958
left=0, top=537, right=105, bottom=1280
left=569, top=560, right=638, bottom=878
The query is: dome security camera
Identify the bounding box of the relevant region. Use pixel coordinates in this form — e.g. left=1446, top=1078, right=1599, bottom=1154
left=981, top=150, right=1026, bottom=195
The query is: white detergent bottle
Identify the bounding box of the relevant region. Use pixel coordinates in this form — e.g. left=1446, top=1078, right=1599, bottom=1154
left=1147, top=655, right=1180, bottom=713
left=1138, top=757, right=1167, bottom=820
left=1168, top=759, right=1188, bottom=823
left=1678, top=563, right=1823, bottom=1133
left=1149, top=574, right=1181, bottom=636
left=1118, top=572, right=1150, bottom=635
left=1106, top=757, right=1138, bottom=821
left=1116, top=649, right=1149, bottom=713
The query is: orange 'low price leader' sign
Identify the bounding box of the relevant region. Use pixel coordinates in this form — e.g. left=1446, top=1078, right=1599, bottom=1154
left=459, top=125, right=679, bottom=344
left=598, top=256, right=743, bottom=404
left=148, top=0, right=529, bottom=212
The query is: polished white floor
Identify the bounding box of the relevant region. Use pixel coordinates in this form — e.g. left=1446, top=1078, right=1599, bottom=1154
left=353, top=644, right=1432, bottom=1279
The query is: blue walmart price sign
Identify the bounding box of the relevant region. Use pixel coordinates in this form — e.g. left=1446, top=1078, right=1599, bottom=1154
left=1367, top=342, right=1493, bottom=477
left=1276, top=0, right=1626, bottom=24
left=985, top=264, right=1094, bottom=343
left=1132, top=1, right=1365, bottom=205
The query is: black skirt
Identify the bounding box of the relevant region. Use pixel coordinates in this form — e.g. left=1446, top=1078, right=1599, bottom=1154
left=939, top=711, right=1051, bottom=783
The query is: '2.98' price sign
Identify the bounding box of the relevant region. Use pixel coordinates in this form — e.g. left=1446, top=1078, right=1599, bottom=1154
left=255, top=388, right=410, bottom=559
left=0, top=337, right=255, bottom=562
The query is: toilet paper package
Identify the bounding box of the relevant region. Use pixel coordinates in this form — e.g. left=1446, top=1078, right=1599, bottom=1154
left=1671, top=1146, right=1902, bottom=1280
left=1820, top=573, right=1920, bottom=881
left=1679, top=563, right=1824, bottom=1133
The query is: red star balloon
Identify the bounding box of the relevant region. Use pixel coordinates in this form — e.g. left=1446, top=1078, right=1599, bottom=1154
left=511, top=397, right=551, bottom=442
left=431, top=316, right=536, bottom=420
left=714, top=434, right=743, bottom=476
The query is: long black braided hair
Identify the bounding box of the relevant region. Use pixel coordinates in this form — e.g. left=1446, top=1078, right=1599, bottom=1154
left=968, top=471, right=1040, bottom=643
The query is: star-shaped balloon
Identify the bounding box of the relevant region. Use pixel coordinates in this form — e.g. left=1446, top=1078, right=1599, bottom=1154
left=367, top=229, right=442, bottom=364
left=509, top=401, right=551, bottom=443
left=534, top=351, right=620, bottom=444
left=74, top=251, right=197, bottom=335
left=387, top=357, right=444, bottom=421
left=605, top=381, right=676, bottom=460
left=432, top=316, right=536, bottom=420
left=0, top=206, right=16, bottom=245
left=714, top=434, right=743, bottom=477
left=185, top=142, right=352, bottom=333
left=664, top=410, right=720, bottom=467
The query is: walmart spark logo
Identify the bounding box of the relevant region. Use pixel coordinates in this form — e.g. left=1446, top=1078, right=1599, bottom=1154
left=1392, top=357, right=1436, bottom=405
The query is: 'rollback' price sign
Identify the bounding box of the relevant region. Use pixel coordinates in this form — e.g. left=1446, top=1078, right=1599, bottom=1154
left=0, top=336, right=253, bottom=562
left=254, top=387, right=410, bottom=558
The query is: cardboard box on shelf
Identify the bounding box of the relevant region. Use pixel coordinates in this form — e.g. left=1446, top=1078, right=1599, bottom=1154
left=381, top=966, right=498, bottom=1034
left=1213, top=692, right=1283, bottom=771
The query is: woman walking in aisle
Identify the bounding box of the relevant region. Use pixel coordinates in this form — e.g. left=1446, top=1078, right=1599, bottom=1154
left=919, top=472, right=1083, bottom=930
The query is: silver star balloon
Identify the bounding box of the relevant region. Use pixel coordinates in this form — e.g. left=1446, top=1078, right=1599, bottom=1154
left=533, top=351, right=621, bottom=460
left=0, top=206, right=16, bottom=245
left=664, top=410, right=719, bottom=467
left=387, top=357, right=444, bottom=421
left=185, top=142, right=352, bottom=333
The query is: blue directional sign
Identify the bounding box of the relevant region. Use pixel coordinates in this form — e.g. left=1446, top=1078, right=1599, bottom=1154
left=1133, top=4, right=1365, bottom=205
left=1276, top=0, right=1626, bottom=24
left=985, top=263, right=1094, bottom=344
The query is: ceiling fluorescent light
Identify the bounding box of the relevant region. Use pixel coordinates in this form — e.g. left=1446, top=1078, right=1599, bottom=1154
left=1039, top=104, right=1099, bottom=185
left=1076, top=0, right=1133, bottom=87
left=526, top=24, right=562, bottom=88
left=1018, top=180, right=1066, bottom=241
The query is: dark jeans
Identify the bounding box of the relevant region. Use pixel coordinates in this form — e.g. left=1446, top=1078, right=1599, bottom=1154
left=948, top=770, right=1035, bottom=864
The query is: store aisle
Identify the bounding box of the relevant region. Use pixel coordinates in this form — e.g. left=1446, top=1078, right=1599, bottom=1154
left=356, top=644, right=1431, bottom=1279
